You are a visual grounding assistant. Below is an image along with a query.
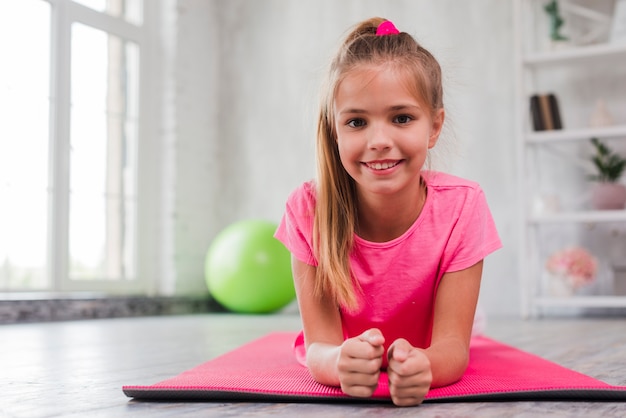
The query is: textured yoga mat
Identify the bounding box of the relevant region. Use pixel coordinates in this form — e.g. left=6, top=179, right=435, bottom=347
left=123, top=332, right=626, bottom=403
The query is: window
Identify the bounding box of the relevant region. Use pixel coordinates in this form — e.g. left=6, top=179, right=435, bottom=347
left=0, top=1, right=50, bottom=290
left=0, top=0, right=151, bottom=294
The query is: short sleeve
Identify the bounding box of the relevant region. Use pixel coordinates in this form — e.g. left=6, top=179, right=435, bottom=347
left=443, top=187, right=502, bottom=273
left=274, top=182, right=318, bottom=266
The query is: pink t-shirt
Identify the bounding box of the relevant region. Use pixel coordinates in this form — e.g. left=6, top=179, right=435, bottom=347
left=275, top=171, right=502, bottom=367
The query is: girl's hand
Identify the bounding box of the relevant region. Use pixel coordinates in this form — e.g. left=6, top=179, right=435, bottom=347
left=337, top=328, right=385, bottom=398
left=387, top=338, right=432, bottom=406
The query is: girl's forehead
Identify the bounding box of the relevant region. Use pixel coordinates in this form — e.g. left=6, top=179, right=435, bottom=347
left=342, top=64, right=406, bottom=84
left=336, top=64, right=425, bottom=104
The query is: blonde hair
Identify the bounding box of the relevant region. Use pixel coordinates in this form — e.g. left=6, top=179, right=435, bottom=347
left=313, top=17, right=444, bottom=310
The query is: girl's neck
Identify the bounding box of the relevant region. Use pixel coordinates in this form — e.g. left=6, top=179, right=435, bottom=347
left=355, top=177, right=427, bottom=242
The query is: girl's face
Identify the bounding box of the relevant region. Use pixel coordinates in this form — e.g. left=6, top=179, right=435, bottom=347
left=333, top=65, right=444, bottom=199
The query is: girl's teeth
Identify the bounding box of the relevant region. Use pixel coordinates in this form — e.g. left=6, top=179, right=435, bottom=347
left=370, top=162, right=397, bottom=170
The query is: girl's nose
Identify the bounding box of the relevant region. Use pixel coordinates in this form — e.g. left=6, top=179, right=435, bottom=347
left=367, top=124, right=392, bottom=150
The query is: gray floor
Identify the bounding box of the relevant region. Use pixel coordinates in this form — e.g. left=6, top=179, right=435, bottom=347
left=2, top=313, right=626, bottom=417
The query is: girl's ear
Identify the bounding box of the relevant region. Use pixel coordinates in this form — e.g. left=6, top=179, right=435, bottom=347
left=428, top=108, right=445, bottom=149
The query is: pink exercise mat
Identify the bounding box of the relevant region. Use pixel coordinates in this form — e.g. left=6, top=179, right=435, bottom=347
left=123, top=332, right=626, bottom=403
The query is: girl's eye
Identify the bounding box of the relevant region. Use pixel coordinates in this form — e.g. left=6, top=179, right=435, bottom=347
left=394, top=115, right=413, bottom=124
left=347, top=118, right=366, bottom=128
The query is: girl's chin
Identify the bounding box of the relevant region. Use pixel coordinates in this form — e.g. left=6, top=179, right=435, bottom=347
left=357, top=179, right=420, bottom=196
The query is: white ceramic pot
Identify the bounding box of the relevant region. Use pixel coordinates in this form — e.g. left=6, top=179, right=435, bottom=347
left=549, top=274, right=575, bottom=298
left=591, top=183, right=626, bottom=210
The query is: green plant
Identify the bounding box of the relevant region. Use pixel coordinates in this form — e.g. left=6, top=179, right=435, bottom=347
left=588, top=137, right=626, bottom=183
left=544, top=0, right=568, bottom=41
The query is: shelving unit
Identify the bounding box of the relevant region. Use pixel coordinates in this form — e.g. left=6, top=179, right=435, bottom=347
left=530, top=210, right=626, bottom=223
left=526, top=125, right=626, bottom=143
left=514, top=0, right=626, bottom=317
left=524, top=39, right=626, bottom=64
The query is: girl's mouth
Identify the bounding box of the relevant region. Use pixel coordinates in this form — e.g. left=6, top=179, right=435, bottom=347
left=364, top=160, right=401, bottom=171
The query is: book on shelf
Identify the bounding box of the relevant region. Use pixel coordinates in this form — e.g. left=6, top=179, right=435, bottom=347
left=530, top=93, right=562, bottom=131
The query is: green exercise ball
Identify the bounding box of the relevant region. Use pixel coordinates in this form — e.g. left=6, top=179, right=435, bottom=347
left=205, top=219, right=295, bottom=313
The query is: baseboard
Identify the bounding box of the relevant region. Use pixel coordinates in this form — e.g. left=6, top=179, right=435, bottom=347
left=0, top=294, right=226, bottom=324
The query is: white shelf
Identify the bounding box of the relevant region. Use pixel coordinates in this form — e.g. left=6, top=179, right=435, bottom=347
left=515, top=0, right=626, bottom=318
left=526, top=125, right=626, bottom=144
left=534, top=296, right=626, bottom=309
left=524, top=42, right=626, bottom=66
left=529, top=210, right=626, bottom=224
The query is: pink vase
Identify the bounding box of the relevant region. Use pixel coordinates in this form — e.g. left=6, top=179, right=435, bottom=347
left=591, top=183, right=626, bottom=210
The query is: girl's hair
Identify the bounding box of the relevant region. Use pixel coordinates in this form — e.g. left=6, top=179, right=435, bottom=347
left=313, top=17, right=444, bottom=310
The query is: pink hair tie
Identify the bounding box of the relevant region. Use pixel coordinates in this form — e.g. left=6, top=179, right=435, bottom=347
left=376, top=20, right=400, bottom=36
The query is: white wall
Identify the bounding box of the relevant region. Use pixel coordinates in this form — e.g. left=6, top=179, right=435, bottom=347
left=166, top=0, right=520, bottom=316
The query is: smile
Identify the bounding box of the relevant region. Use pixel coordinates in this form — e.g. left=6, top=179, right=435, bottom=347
left=364, top=160, right=401, bottom=170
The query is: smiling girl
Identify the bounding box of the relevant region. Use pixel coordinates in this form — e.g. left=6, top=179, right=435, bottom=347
left=275, top=17, right=501, bottom=406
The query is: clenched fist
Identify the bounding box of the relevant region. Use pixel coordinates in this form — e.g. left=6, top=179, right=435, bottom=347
left=337, top=328, right=385, bottom=398
left=387, top=338, right=432, bottom=406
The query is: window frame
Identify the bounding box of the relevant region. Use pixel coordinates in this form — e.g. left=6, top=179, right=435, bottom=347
left=45, top=0, right=158, bottom=295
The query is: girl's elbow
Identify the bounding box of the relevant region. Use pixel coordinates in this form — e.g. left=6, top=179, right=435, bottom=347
left=448, top=346, right=470, bottom=382
left=306, top=363, right=341, bottom=387
left=431, top=348, right=470, bottom=388
left=305, top=346, right=342, bottom=387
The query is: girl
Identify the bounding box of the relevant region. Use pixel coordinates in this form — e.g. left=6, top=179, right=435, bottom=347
left=275, top=17, right=501, bottom=406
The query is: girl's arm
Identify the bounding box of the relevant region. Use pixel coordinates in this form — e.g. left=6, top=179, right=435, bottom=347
left=291, top=256, right=385, bottom=396
left=291, top=256, right=343, bottom=385
left=384, top=260, right=484, bottom=406
left=426, top=260, right=483, bottom=387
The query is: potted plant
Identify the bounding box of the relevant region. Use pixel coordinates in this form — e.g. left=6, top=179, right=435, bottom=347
left=545, top=246, right=597, bottom=296
left=544, top=0, right=569, bottom=49
left=588, top=137, right=626, bottom=210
